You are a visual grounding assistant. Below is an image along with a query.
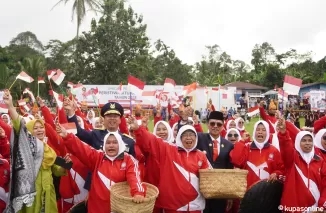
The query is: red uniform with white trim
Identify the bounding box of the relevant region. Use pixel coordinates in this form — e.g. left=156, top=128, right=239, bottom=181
left=62, top=133, right=145, bottom=213
left=259, top=106, right=277, bottom=133
left=230, top=141, right=284, bottom=188
left=278, top=131, right=326, bottom=211
left=134, top=126, right=211, bottom=212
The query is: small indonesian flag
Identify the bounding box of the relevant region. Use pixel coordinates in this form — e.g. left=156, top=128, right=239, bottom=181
left=49, top=90, right=64, bottom=109
left=67, top=82, right=74, bottom=88
left=51, top=69, right=65, bottom=85
left=182, top=82, right=197, bottom=96
left=61, top=123, right=77, bottom=135
left=38, top=77, right=45, bottom=84
left=24, top=104, right=31, bottom=112
left=247, top=106, right=259, bottom=117
left=163, top=78, right=176, bottom=93
left=283, top=75, right=302, bottom=95
left=278, top=88, right=288, bottom=100
left=16, top=71, right=34, bottom=83
left=17, top=99, right=26, bottom=106
left=128, top=75, right=145, bottom=97
left=47, top=70, right=57, bottom=80
left=73, top=83, right=83, bottom=89
left=0, top=104, right=8, bottom=114
left=23, top=88, right=36, bottom=102
left=117, top=82, right=123, bottom=94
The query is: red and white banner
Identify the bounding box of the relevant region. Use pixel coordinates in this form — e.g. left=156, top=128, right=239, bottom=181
left=283, top=75, right=302, bottom=95
left=16, top=71, right=34, bottom=83
left=163, top=78, right=176, bottom=93
left=51, top=69, right=65, bottom=85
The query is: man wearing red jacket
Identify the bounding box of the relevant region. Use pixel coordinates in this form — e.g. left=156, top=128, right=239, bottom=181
left=259, top=100, right=277, bottom=133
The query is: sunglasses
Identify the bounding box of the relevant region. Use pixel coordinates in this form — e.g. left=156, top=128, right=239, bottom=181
left=227, top=134, right=239, bottom=138
left=209, top=122, right=223, bottom=127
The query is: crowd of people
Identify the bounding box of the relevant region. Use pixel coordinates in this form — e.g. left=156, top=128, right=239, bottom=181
left=0, top=89, right=326, bottom=213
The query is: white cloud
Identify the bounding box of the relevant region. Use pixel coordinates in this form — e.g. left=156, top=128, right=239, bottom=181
left=1, top=0, right=326, bottom=65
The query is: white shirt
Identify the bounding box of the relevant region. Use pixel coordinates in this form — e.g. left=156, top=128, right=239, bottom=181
left=210, top=135, right=221, bottom=155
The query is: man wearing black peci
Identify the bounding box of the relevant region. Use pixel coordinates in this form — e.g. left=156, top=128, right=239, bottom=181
left=197, top=111, right=234, bottom=213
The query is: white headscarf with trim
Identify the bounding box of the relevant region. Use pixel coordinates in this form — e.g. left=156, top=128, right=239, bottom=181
left=226, top=120, right=236, bottom=131
left=87, top=110, right=96, bottom=126
left=253, top=120, right=270, bottom=150
left=176, top=125, right=198, bottom=152
left=235, top=117, right=245, bottom=131
left=314, top=129, right=326, bottom=151
left=226, top=128, right=241, bottom=143
left=103, top=132, right=126, bottom=161
left=1, top=114, right=11, bottom=125
left=295, top=131, right=315, bottom=164
left=153, top=121, right=174, bottom=143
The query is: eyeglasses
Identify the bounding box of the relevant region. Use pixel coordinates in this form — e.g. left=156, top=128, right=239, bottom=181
left=227, top=134, right=239, bottom=138
left=238, top=122, right=244, bottom=124
left=322, top=136, right=326, bottom=140
left=181, top=133, right=196, bottom=138
left=209, top=122, right=223, bottom=127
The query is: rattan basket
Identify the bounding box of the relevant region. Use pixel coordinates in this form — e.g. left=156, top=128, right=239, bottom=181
left=110, top=182, right=159, bottom=213
left=199, top=169, right=248, bottom=199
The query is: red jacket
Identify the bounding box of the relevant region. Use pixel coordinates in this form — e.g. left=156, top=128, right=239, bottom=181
left=315, top=148, right=326, bottom=161
left=230, top=141, right=284, bottom=189
left=0, top=137, right=10, bottom=161
left=134, top=127, right=210, bottom=211
left=63, top=134, right=145, bottom=213
left=278, top=131, right=326, bottom=211
left=154, top=116, right=162, bottom=127
left=169, top=115, right=180, bottom=128
left=259, top=107, right=277, bottom=133
left=314, top=116, right=326, bottom=134
left=119, top=116, right=129, bottom=135
left=0, top=119, right=11, bottom=142
left=0, top=154, right=10, bottom=212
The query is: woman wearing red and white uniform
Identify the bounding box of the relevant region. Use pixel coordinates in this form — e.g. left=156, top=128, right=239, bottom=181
left=56, top=125, right=146, bottom=213
left=277, top=119, right=326, bottom=211
left=314, top=129, right=326, bottom=160
left=235, top=117, right=251, bottom=143
left=230, top=120, right=284, bottom=189
left=130, top=116, right=211, bottom=213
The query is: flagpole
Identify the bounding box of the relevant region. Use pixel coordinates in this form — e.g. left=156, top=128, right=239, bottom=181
left=218, top=84, right=221, bottom=111
left=8, top=79, right=18, bottom=91
left=37, top=82, right=40, bottom=97
left=282, top=89, right=285, bottom=116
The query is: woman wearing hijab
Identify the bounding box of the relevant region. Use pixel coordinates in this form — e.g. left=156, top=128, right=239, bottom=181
left=230, top=121, right=284, bottom=189
left=130, top=116, right=211, bottom=213
left=235, top=117, right=251, bottom=143
left=277, top=119, right=326, bottom=210
left=56, top=124, right=145, bottom=213
left=314, top=129, right=326, bottom=160
left=93, top=117, right=104, bottom=129
left=172, top=123, right=178, bottom=142
left=87, top=110, right=96, bottom=128
left=226, top=128, right=241, bottom=144
left=1, top=114, right=11, bottom=126
left=3, top=90, right=67, bottom=213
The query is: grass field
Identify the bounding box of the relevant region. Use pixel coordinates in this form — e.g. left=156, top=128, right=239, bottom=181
left=147, top=117, right=306, bottom=134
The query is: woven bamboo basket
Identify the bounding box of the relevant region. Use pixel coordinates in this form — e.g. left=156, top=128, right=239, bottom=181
left=199, top=169, right=248, bottom=199
left=110, top=182, right=159, bottom=213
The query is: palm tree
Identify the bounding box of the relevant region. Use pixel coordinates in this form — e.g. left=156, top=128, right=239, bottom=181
left=52, top=0, right=102, bottom=38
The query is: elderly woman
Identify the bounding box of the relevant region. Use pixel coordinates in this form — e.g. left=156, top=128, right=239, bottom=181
left=230, top=121, right=284, bottom=189
left=130, top=116, right=211, bottom=213
left=235, top=117, right=251, bottom=143
left=226, top=128, right=241, bottom=144
left=56, top=124, right=145, bottom=213
left=277, top=118, right=326, bottom=210
left=3, top=90, right=66, bottom=213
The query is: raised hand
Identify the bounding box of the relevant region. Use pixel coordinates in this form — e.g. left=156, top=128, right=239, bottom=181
left=128, top=116, right=139, bottom=131
left=277, top=118, right=286, bottom=134
left=36, top=96, right=45, bottom=107
left=2, top=90, right=13, bottom=107
left=55, top=122, right=68, bottom=138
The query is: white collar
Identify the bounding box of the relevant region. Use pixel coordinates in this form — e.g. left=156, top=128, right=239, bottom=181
left=210, top=135, right=220, bottom=143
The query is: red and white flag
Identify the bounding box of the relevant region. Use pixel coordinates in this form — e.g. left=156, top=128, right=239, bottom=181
left=24, top=104, right=31, bottom=112
left=51, top=69, right=65, bottom=85
left=182, top=82, right=197, bottom=96
left=128, top=75, right=145, bottom=97
left=49, top=90, right=64, bottom=109
left=17, top=99, right=26, bottom=106
left=23, top=88, right=35, bottom=102
left=0, top=104, right=8, bottom=114
left=73, top=83, right=83, bottom=90
left=163, top=78, right=176, bottom=93
left=117, top=82, right=123, bottom=94
left=61, top=123, right=77, bottom=135
left=283, top=75, right=302, bottom=95
left=278, top=88, right=289, bottom=100
left=247, top=106, right=259, bottom=117
left=67, top=82, right=74, bottom=88
left=47, top=70, right=57, bottom=80
left=16, top=71, right=34, bottom=83
left=38, top=77, right=45, bottom=84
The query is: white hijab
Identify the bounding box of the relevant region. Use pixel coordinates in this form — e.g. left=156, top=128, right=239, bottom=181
left=176, top=125, right=198, bottom=152
left=1, top=114, right=11, bottom=125
left=153, top=121, right=174, bottom=143
left=226, top=120, right=236, bottom=131
left=87, top=110, right=96, bottom=126
left=271, top=121, right=280, bottom=151
left=314, top=129, right=326, bottom=151
left=76, top=116, right=85, bottom=129
left=103, top=132, right=126, bottom=161
left=226, top=128, right=241, bottom=143
left=172, top=123, right=178, bottom=141
left=295, top=131, right=315, bottom=164
left=235, top=117, right=245, bottom=131
left=253, top=121, right=270, bottom=150
left=92, top=117, right=101, bottom=129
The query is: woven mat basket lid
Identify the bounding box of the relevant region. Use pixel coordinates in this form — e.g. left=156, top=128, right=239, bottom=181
left=110, top=182, right=159, bottom=213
